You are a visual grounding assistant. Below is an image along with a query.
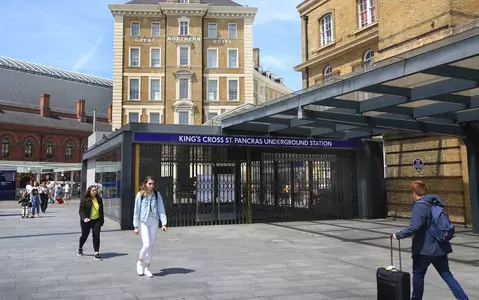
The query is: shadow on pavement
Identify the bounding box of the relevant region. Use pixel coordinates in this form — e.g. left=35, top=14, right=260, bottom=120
left=153, top=267, right=196, bottom=277
left=101, top=252, right=129, bottom=259
left=0, top=228, right=123, bottom=240
left=267, top=223, right=479, bottom=266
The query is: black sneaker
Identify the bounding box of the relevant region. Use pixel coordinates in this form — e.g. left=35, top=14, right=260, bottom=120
left=77, top=248, right=83, bottom=256
left=94, top=253, right=103, bottom=261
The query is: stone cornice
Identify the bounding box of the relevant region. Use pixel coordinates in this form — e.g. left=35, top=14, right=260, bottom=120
left=109, top=3, right=257, bottom=19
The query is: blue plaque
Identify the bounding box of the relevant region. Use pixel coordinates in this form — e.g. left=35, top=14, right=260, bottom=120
left=413, top=158, right=424, bottom=172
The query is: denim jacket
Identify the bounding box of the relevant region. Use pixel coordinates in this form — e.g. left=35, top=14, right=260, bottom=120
left=133, top=191, right=167, bottom=228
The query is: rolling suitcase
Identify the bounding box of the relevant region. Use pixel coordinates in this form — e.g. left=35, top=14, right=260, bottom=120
left=377, top=236, right=411, bottom=300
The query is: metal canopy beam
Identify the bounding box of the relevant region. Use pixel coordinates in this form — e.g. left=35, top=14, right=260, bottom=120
left=360, top=85, right=411, bottom=97
left=414, top=102, right=466, bottom=118
left=422, top=65, right=479, bottom=81
left=298, top=108, right=465, bottom=137
left=222, top=34, right=479, bottom=135
left=411, top=78, right=478, bottom=100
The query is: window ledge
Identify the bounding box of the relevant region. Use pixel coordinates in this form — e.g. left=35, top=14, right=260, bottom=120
left=312, top=40, right=339, bottom=54
left=349, top=21, right=378, bottom=37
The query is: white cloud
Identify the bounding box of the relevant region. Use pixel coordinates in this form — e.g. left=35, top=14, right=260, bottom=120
left=261, top=55, right=294, bottom=71
left=72, top=36, right=103, bottom=72
left=237, top=0, right=299, bottom=26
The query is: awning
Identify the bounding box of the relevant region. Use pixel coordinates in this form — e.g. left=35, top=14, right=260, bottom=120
left=222, top=26, right=479, bottom=139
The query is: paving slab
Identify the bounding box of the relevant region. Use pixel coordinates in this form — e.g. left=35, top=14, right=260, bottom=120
left=0, top=200, right=478, bottom=299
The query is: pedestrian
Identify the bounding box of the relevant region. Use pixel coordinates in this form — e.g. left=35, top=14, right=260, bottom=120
left=393, top=180, right=468, bottom=300
left=30, top=181, right=41, bottom=218
left=133, top=176, right=167, bottom=278
left=77, top=185, right=104, bottom=260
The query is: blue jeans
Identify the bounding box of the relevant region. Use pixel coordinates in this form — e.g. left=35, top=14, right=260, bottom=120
left=412, top=254, right=468, bottom=300
left=31, top=196, right=40, bottom=215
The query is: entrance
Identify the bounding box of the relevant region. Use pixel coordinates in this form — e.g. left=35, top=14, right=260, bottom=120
left=138, top=143, right=358, bottom=226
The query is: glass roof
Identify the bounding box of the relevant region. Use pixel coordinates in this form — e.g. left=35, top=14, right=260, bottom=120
left=0, top=56, right=112, bottom=88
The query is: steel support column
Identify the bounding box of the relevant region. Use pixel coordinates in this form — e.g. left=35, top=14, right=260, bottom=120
left=120, top=132, right=134, bottom=230
left=356, top=141, right=387, bottom=219
left=464, top=125, right=479, bottom=234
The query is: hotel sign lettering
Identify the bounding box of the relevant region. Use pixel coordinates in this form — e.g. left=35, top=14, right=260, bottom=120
left=212, top=39, right=233, bottom=44
left=167, top=36, right=202, bottom=42
left=134, top=37, right=156, bottom=43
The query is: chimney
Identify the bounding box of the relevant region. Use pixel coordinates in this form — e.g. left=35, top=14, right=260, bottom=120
left=253, top=48, right=260, bottom=70
left=107, top=104, right=112, bottom=123
left=76, top=99, right=86, bottom=122
left=40, top=94, right=51, bottom=118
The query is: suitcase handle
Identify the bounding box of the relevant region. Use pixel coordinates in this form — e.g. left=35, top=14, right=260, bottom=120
left=390, top=235, right=402, bottom=271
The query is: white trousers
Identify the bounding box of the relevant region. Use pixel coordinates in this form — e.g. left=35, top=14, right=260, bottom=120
left=139, top=216, right=158, bottom=264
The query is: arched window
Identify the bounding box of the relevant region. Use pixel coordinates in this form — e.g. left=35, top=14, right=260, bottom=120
left=46, top=142, right=53, bottom=159
left=24, top=141, right=32, bottom=158
left=324, top=65, right=332, bottom=82
left=364, top=49, right=374, bottom=70
left=1, top=139, right=9, bottom=158
left=320, top=13, right=333, bottom=46
left=65, top=145, right=73, bottom=160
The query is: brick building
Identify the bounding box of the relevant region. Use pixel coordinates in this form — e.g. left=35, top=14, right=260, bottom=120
left=295, top=0, right=479, bottom=224
left=0, top=57, right=112, bottom=190
left=108, top=0, right=293, bottom=130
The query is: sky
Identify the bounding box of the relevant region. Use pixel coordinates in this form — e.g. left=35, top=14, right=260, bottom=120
left=0, top=0, right=303, bottom=91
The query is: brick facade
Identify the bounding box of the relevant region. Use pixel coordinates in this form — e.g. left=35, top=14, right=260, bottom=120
left=296, top=0, right=479, bottom=224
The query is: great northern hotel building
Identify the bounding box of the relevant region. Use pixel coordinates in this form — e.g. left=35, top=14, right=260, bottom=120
left=109, top=0, right=290, bottom=129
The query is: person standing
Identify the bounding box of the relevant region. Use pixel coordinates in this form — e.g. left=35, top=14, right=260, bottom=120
left=133, top=176, right=167, bottom=278
left=77, top=185, right=104, bottom=260
left=30, top=181, right=41, bottom=218
left=393, top=180, right=468, bottom=300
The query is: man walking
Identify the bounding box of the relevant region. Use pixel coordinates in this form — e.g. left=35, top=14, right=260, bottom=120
left=393, top=180, right=468, bottom=300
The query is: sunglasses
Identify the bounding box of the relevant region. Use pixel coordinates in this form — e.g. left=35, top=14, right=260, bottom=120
left=147, top=182, right=155, bottom=186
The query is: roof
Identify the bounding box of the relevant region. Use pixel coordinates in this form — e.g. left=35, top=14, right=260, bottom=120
left=0, top=60, right=112, bottom=117
left=0, top=109, right=111, bottom=133
left=125, top=0, right=242, bottom=6
left=0, top=57, right=112, bottom=89
left=221, top=26, right=479, bottom=139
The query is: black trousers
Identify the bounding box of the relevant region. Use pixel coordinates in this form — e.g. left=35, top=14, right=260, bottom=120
left=79, top=218, right=101, bottom=252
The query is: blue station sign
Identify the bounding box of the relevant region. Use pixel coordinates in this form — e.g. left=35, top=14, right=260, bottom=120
left=133, top=132, right=363, bottom=149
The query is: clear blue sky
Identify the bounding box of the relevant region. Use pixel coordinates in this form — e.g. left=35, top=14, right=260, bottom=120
left=0, top=0, right=302, bottom=91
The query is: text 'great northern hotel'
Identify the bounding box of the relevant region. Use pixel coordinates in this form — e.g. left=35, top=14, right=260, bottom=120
left=108, top=0, right=260, bottom=129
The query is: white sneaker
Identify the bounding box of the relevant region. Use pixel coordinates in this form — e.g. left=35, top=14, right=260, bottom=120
left=136, top=261, right=144, bottom=276
left=144, top=268, right=153, bottom=278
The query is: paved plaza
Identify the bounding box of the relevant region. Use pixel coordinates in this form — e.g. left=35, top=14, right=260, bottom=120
left=0, top=200, right=478, bottom=300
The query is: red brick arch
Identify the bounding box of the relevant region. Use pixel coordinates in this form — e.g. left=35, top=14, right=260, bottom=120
left=21, top=134, right=41, bottom=146
left=0, top=131, right=19, bottom=143
left=42, top=135, right=61, bottom=147
left=63, top=138, right=80, bottom=148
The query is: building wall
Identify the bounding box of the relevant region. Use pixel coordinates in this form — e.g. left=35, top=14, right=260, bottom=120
left=296, top=0, right=479, bottom=224
left=0, top=128, right=88, bottom=163
left=111, top=3, right=257, bottom=127
left=384, top=133, right=471, bottom=224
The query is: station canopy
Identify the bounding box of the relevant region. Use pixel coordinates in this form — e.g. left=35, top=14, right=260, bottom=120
left=221, top=28, right=479, bottom=139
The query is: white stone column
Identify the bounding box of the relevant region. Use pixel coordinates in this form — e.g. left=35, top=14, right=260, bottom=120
left=243, top=17, right=254, bottom=104
left=112, top=14, right=124, bottom=131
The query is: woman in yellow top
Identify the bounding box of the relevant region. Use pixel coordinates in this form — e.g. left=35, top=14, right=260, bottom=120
left=77, top=185, right=104, bottom=260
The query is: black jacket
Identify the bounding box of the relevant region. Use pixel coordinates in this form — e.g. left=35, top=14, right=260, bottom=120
left=79, top=197, right=104, bottom=225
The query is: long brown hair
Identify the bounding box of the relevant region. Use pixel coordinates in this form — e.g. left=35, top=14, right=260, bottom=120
left=140, top=176, right=156, bottom=197
left=83, top=185, right=101, bottom=201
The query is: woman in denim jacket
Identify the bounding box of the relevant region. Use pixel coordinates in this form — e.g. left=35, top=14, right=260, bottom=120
left=133, top=176, right=167, bottom=278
